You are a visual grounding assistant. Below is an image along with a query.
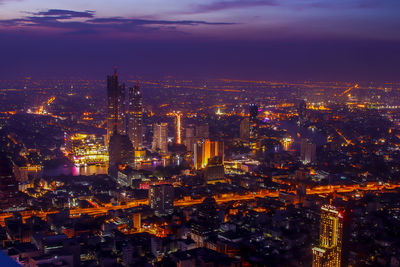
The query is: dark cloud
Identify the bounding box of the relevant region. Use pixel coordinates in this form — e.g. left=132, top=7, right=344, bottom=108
left=32, top=9, right=95, bottom=18
left=0, top=9, right=233, bottom=36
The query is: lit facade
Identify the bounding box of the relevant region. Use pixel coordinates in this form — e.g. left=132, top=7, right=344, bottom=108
left=152, top=123, right=168, bottom=153
left=128, top=82, right=143, bottom=150
left=312, top=205, right=343, bottom=267
left=194, top=139, right=224, bottom=169
left=66, top=133, right=108, bottom=165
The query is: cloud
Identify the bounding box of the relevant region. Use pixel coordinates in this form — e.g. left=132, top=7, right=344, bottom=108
left=0, top=9, right=233, bottom=36
left=31, top=9, right=95, bottom=18
left=189, top=0, right=278, bottom=13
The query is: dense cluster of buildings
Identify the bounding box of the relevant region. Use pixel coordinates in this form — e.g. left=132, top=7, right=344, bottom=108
left=0, top=76, right=399, bottom=266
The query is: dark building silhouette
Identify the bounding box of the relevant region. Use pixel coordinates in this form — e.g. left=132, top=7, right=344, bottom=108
left=106, top=68, right=126, bottom=143
left=0, top=156, right=21, bottom=211
left=108, top=133, right=135, bottom=178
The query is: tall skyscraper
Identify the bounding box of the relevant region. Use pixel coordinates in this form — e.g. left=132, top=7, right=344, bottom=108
left=128, top=81, right=143, bottom=150
left=312, top=205, right=343, bottom=267
left=107, top=69, right=126, bottom=143
left=194, top=139, right=224, bottom=170
left=149, top=184, right=174, bottom=216
left=152, top=123, right=168, bottom=153
left=249, top=104, right=259, bottom=152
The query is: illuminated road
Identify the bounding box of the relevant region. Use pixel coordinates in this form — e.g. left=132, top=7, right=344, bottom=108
left=0, top=181, right=399, bottom=226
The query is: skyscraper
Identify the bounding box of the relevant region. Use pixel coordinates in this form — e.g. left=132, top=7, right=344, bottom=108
left=128, top=81, right=143, bottom=150
left=149, top=184, right=174, bottom=216
left=106, top=69, right=126, bottom=143
left=194, top=139, right=224, bottom=170
left=312, top=205, right=343, bottom=267
left=249, top=104, right=259, bottom=152
left=152, top=123, right=168, bottom=153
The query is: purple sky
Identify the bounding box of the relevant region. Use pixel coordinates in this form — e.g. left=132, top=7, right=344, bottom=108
left=0, top=0, right=399, bottom=81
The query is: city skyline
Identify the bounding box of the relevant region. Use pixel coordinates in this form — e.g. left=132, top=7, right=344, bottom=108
left=0, top=1, right=400, bottom=266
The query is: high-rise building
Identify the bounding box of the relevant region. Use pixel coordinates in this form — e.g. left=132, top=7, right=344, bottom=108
left=128, top=81, right=143, bottom=150
left=312, top=205, right=343, bottom=267
left=249, top=104, right=259, bottom=152
left=152, top=123, right=168, bottom=153
left=106, top=69, right=126, bottom=143
left=149, top=184, right=174, bottom=216
left=194, top=139, right=224, bottom=169
left=300, top=138, right=317, bottom=163
left=240, top=117, right=250, bottom=140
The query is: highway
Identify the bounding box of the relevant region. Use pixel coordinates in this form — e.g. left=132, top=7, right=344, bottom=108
left=0, top=181, right=398, bottom=226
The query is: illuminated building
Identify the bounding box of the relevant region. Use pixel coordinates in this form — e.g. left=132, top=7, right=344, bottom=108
left=240, top=117, right=250, bottom=140
left=169, top=111, right=182, bottom=144
left=152, top=122, right=168, bottom=153
left=249, top=104, right=259, bottom=151
left=108, top=134, right=134, bottom=178
left=300, top=138, right=316, bottom=163
left=149, top=184, right=174, bottom=216
left=133, top=213, right=141, bottom=230
left=128, top=81, right=143, bottom=150
left=312, top=205, right=343, bottom=267
left=66, top=133, right=108, bottom=166
left=194, top=139, right=224, bottom=170
left=281, top=137, right=293, bottom=151
left=106, top=68, right=126, bottom=143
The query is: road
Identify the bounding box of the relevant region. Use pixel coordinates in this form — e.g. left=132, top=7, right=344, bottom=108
left=0, top=181, right=398, bottom=226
